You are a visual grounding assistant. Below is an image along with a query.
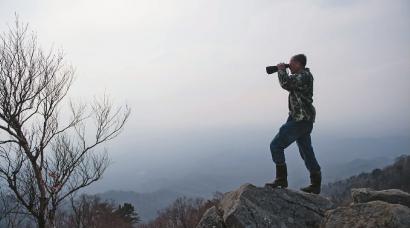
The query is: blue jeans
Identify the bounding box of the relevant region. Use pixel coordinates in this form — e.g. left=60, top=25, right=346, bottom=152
left=270, top=115, right=321, bottom=173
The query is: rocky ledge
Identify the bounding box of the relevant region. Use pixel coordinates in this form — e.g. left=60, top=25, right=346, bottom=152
left=196, top=184, right=410, bottom=228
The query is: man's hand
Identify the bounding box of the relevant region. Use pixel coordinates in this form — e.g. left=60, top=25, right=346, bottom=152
left=277, top=63, right=287, bottom=70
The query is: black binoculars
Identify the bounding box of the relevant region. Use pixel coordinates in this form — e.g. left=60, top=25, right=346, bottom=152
left=266, top=64, right=290, bottom=74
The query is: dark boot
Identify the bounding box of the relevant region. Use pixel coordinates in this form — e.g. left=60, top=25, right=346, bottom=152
left=301, top=171, right=321, bottom=194
left=265, top=163, right=288, bottom=188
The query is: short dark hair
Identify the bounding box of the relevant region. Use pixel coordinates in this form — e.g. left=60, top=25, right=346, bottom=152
left=292, top=54, right=307, bottom=67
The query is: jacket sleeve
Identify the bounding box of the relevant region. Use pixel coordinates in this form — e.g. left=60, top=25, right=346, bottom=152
left=277, top=69, right=311, bottom=92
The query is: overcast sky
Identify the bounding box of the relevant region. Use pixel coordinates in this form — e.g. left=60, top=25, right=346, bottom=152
left=1, top=0, right=409, bottom=193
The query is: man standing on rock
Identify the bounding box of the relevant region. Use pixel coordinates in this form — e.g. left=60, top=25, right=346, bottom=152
left=265, top=54, right=322, bottom=194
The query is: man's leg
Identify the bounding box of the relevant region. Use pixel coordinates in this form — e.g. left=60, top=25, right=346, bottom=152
left=267, top=117, right=310, bottom=188
left=296, top=134, right=321, bottom=173
left=270, top=119, right=310, bottom=165
left=296, top=127, right=322, bottom=194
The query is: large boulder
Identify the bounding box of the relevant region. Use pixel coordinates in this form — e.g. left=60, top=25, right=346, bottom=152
left=196, top=183, right=334, bottom=228
left=322, top=188, right=410, bottom=228
left=351, top=188, right=410, bottom=208
left=322, top=200, right=410, bottom=228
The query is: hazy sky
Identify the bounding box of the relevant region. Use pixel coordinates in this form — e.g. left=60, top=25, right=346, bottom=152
left=1, top=0, right=410, bottom=193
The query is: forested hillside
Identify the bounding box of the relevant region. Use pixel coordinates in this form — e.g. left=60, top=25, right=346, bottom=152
left=322, top=155, right=410, bottom=205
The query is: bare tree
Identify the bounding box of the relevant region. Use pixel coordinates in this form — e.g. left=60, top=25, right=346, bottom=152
left=139, top=192, right=223, bottom=228
left=0, top=17, right=131, bottom=228
left=61, top=195, right=139, bottom=228
left=0, top=190, right=30, bottom=228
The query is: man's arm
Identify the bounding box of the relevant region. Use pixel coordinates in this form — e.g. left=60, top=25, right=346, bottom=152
left=277, top=69, right=292, bottom=91
left=278, top=69, right=311, bottom=92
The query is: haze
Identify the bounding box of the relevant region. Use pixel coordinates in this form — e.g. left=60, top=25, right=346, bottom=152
left=1, top=0, right=409, bottom=195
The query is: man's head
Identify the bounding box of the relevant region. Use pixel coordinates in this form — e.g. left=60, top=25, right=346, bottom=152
left=289, top=54, right=307, bottom=74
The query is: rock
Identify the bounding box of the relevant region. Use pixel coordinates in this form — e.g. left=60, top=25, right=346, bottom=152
left=196, top=206, right=225, bottom=228
left=351, top=188, right=410, bottom=208
left=322, top=200, right=410, bottom=228
left=196, top=183, right=334, bottom=228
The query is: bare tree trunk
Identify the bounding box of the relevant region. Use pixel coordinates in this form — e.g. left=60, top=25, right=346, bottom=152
left=38, top=216, right=46, bottom=228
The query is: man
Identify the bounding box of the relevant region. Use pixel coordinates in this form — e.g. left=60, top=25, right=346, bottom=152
left=265, top=54, right=322, bottom=194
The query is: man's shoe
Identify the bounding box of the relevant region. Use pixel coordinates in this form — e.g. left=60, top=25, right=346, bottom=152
left=265, top=163, right=288, bottom=188
left=300, top=171, right=321, bottom=194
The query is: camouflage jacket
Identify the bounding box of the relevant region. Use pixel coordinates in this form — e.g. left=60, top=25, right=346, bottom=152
left=277, top=68, right=316, bottom=122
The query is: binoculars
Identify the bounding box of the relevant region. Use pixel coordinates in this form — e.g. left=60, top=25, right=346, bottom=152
left=266, top=64, right=290, bottom=74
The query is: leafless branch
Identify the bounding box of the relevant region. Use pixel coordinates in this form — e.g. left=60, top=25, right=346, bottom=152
left=0, top=16, right=131, bottom=228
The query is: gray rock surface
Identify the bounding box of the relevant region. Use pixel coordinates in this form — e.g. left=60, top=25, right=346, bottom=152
left=196, top=206, right=225, bottom=228
left=351, top=188, right=410, bottom=208
left=197, top=185, right=410, bottom=228
left=196, top=183, right=334, bottom=228
left=322, top=200, right=410, bottom=228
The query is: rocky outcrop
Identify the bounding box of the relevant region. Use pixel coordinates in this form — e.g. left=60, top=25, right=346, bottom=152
left=322, top=188, right=410, bottom=228
left=197, top=185, right=410, bottom=228
left=322, top=201, right=410, bottom=228
left=351, top=188, right=410, bottom=208
left=196, top=183, right=334, bottom=228
left=196, top=206, right=225, bottom=228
